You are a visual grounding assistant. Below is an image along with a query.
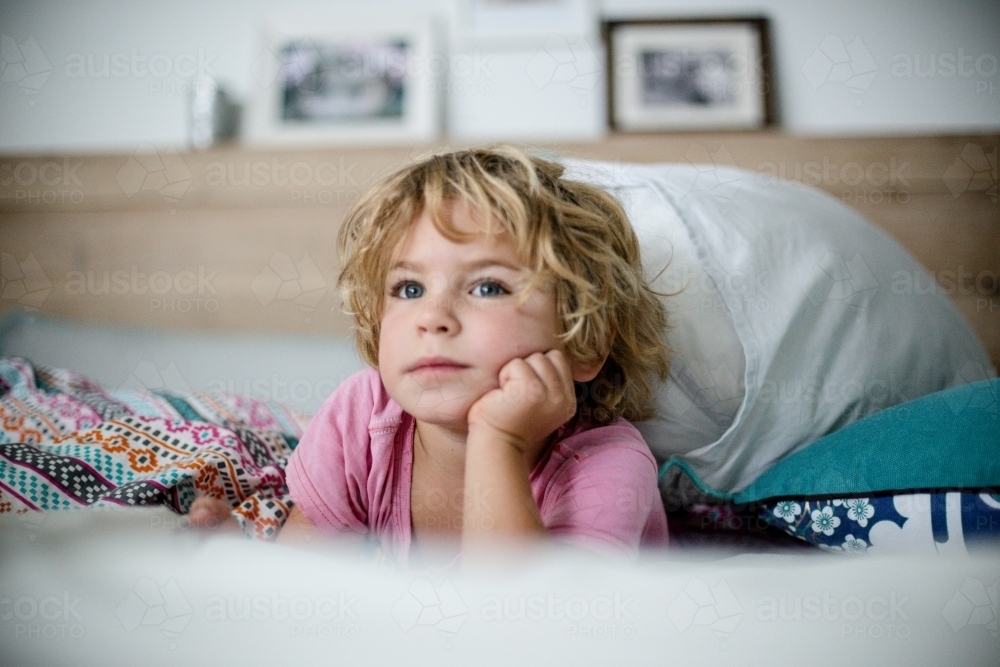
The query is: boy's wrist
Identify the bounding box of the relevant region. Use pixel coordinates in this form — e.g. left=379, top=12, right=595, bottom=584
left=466, top=422, right=529, bottom=454
left=467, top=421, right=536, bottom=462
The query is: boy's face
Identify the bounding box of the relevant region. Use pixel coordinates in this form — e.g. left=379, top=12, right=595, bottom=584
left=378, top=205, right=568, bottom=432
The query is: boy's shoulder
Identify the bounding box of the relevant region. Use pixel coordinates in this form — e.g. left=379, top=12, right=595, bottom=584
left=316, top=368, right=403, bottom=431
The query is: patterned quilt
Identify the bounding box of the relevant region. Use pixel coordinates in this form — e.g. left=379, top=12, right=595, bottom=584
left=0, top=357, right=309, bottom=539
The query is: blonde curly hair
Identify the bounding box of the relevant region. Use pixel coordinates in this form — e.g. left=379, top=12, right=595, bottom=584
left=337, top=146, right=670, bottom=425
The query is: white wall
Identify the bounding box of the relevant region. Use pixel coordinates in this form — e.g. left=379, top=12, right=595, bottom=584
left=1, top=0, right=998, bottom=154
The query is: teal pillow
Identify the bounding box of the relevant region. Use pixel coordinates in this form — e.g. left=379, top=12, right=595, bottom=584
left=736, top=379, right=999, bottom=502
left=660, top=379, right=1000, bottom=504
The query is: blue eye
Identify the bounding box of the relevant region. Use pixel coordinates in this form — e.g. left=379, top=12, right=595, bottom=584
left=393, top=281, right=424, bottom=299
left=471, top=280, right=508, bottom=297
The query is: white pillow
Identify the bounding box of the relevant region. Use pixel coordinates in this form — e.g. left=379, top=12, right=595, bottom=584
left=582, top=178, right=748, bottom=454
left=562, top=158, right=994, bottom=494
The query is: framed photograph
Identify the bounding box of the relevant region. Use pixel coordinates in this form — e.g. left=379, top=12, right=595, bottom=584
left=603, top=17, right=774, bottom=132
left=246, top=19, right=441, bottom=146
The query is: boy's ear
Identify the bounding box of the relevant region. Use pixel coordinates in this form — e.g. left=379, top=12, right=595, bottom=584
left=571, top=351, right=609, bottom=383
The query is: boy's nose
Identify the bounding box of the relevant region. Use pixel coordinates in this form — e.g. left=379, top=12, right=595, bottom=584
left=417, top=296, right=460, bottom=335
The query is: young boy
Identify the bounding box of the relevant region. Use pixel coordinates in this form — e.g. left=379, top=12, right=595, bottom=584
left=192, top=147, right=670, bottom=564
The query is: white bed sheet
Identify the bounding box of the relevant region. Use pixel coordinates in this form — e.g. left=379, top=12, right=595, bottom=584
left=1, top=508, right=997, bottom=667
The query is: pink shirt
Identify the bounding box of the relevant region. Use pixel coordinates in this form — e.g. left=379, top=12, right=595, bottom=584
left=286, top=369, right=667, bottom=564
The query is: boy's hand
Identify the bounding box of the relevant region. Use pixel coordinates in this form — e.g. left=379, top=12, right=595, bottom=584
left=187, top=495, right=240, bottom=532
left=467, top=349, right=576, bottom=464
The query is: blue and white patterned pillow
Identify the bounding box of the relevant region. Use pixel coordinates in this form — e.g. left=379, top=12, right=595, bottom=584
left=760, top=492, right=1000, bottom=555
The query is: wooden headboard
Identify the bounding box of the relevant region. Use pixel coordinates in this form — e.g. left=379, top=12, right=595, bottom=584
left=1, top=132, right=997, bottom=371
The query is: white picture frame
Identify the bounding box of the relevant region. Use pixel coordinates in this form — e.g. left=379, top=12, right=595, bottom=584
left=606, top=18, right=774, bottom=132
left=245, top=19, right=441, bottom=146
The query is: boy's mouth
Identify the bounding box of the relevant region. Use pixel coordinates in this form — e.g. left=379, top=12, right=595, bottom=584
left=408, top=356, right=470, bottom=373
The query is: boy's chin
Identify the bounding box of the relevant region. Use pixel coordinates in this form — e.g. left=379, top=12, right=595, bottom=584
left=390, top=377, right=494, bottom=431
left=403, top=396, right=475, bottom=432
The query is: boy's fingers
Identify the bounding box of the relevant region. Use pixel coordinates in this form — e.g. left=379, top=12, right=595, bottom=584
left=189, top=496, right=214, bottom=516
left=524, top=352, right=563, bottom=399
left=514, top=354, right=552, bottom=401
left=541, top=351, right=576, bottom=422
left=544, top=350, right=575, bottom=397
left=188, top=496, right=236, bottom=529
left=529, top=350, right=574, bottom=404
left=498, top=357, right=527, bottom=385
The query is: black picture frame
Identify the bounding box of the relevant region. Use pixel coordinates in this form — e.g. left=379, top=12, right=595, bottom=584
left=603, top=17, right=776, bottom=132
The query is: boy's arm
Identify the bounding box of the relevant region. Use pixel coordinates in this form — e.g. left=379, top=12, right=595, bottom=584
left=462, top=350, right=576, bottom=548
left=463, top=425, right=548, bottom=540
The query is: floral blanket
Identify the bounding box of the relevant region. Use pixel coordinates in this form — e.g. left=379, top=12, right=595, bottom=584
left=0, top=357, right=308, bottom=539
